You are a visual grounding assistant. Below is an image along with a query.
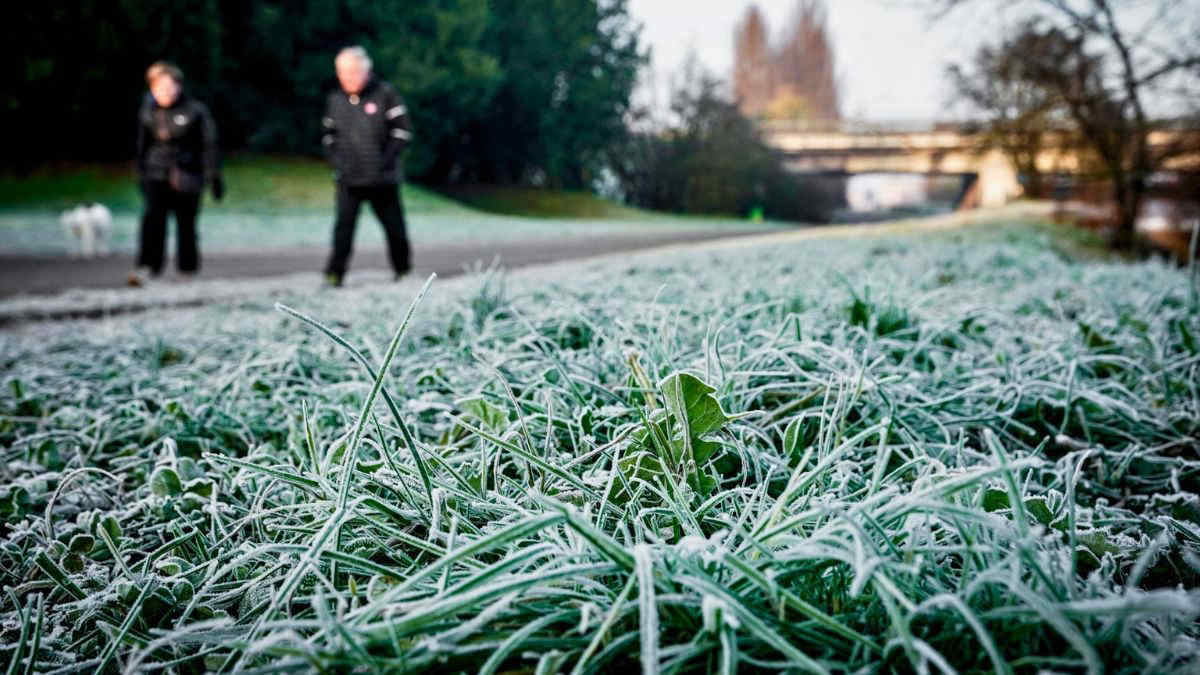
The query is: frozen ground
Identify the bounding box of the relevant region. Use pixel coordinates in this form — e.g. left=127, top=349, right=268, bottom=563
left=1, top=203, right=1198, bottom=673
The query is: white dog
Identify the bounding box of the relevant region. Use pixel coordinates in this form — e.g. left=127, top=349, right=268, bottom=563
left=60, top=203, right=113, bottom=258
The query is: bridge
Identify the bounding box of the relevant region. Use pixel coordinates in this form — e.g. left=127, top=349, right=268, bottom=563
left=762, top=121, right=1200, bottom=210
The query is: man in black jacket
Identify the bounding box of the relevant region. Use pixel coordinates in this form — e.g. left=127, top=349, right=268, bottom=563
left=131, top=61, right=223, bottom=285
left=322, top=46, right=414, bottom=287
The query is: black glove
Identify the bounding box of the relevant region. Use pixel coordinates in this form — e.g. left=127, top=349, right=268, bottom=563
left=211, top=176, right=225, bottom=202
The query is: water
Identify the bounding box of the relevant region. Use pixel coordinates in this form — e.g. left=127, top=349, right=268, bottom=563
left=832, top=172, right=963, bottom=222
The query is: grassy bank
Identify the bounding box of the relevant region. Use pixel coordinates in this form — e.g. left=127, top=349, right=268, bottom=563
left=437, top=185, right=651, bottom=220
left=1, top=217, right=1198, bottom=672
left=0, top=157, right=773, bottom=255
left=0, top=157, right=473, bottom=214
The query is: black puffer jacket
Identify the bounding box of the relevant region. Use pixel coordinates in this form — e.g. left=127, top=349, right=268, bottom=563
left=322, top=77, right=413, bottom=186
left=135, top=92, right=221, bottom=192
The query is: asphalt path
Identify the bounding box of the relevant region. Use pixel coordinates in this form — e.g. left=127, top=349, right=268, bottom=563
left=0, top=228, right=776, bottom=299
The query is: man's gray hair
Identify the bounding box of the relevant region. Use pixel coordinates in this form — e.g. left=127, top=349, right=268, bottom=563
left=335, top=46, right=372, bottom=70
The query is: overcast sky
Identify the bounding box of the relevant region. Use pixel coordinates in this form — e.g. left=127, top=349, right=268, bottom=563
left=626, top=1, right=1199, bottom=122
left=624, top=1, right=1044, bottom=122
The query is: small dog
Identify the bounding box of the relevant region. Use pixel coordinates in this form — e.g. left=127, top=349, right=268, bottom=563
left=60, top=203, right=113, bottom=258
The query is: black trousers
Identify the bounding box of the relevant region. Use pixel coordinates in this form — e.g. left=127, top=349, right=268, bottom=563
left=138, top=180, right=201, bottom=274
left=325, top=183, right=411, bottom=278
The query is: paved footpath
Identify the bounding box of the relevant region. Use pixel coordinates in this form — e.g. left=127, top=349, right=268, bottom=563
left=0, top=228, right=776, bottom=325
left=0, top=229, right=772, bottom=299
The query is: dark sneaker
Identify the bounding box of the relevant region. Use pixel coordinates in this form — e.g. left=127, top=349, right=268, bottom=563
left=394, top=266, right=411, bottom=282
left=324, top=273, right=343, bottom=288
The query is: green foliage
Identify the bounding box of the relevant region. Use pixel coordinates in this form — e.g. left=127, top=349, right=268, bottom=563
left=846, top=286, right=914, bottom=336
left=615, top=372, right=733, bottom=500
left=4, top=1, right=644, bottom=189
left=611, top=66, right=844, bottom=221
left=462, top=0, right=645, bottom=187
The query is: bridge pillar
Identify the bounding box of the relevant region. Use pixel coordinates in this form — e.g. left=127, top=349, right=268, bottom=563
left=974, top=148, right=1023, bottom=208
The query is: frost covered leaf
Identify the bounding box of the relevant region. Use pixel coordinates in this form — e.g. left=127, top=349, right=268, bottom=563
left=68, top=533, right=94, bottom=554
left=659, top=372, right=730, bottom=440
left=95, top=514, right=122, bottom=546
left=149, top=466, right=184, bottom=497
left=457, top=395, right=509, bottom=432
left=61, top=552, right=84, bottom=573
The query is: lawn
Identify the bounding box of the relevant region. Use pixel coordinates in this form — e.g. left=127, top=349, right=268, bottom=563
left=1, top=217, right=1198, bottom=673
left=0, top=158, right=774, bottom=255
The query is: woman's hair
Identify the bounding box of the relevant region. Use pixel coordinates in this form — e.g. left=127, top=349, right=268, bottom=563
left=146, top=61, right=184, bottom=86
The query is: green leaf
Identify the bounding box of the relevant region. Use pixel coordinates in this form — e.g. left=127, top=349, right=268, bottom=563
left=982, top=488, right=1009, bottom=512
left=97, top=515, right=122, bottom=546
left=172, top=579, right=195, bottom=603
left=149, top=466, right=183, bottom=497
left=155, top=558, right=184, bottom=576
left=177, top=456, right=204, bottom=482
left=34, top=552, right=86, bottom=600
left=1024, top=496, right=1054, bottom=526
left=1078, top=322, right=1114, bottom=350
left=458, top=396, right=509, bottom=432
left=658, top=372, right=732, bottom=500
left=5, top=486, right=32, bottom=518
left=61, top=552, right=84, bottom=573
left=690, top=438, right=721, bottom=465
left=659, top=372, right=730, bottom=440
left=631, top=413, right=675, bottom=461
left=183, top=478, right=213, bottom=497
left=782, top=417, right=804, bottom=459
left=1078, top=530, right=1119, bottom=557
left=357, top=459, right=385, bottom=474
left=609, top=451, right=667, bottom=504
left=68, top=533, right=94, bottom=554
left=175, top=494, right=207, bottom=514
left=619, top=451, right=666, bottom=484
left=686, top=470, right=718, bottom=496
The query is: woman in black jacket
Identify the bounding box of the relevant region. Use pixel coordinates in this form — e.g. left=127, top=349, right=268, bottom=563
left=130, top=62, right=224, bottom=286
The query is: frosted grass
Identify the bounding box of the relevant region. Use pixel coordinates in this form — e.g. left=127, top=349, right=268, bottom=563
left=1, top=221, right=1198, bottom=673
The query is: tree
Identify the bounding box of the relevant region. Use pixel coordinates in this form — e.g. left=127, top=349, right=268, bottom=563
left=933, top=0, right=1200, bottom=249
left=456, top=0, right=646, bottom=188
left=730, top=0, right=840, bottom=122
left=947, top=24, right=1068, bottom=197
left=772, top=0, right=839, bottom=121
left=611, top=57, right=842, bottom=221
left=1, top=1, right=223, bottom=167
left=2, top=0, right=644, bottom=190
left=733, top=6, right=773, bottom=117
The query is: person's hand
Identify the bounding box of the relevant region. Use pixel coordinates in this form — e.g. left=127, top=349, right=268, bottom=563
left=211, top=176, right=225, bottom=202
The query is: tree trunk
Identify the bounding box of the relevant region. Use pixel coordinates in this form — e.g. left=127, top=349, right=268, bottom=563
left=1111, top=178, right=1140, bottom=250
left=1024, top=162, right=1044, bottom=198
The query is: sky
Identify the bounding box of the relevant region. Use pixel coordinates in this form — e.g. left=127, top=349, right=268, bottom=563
left=624, top=0, right=1027, bottom=122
